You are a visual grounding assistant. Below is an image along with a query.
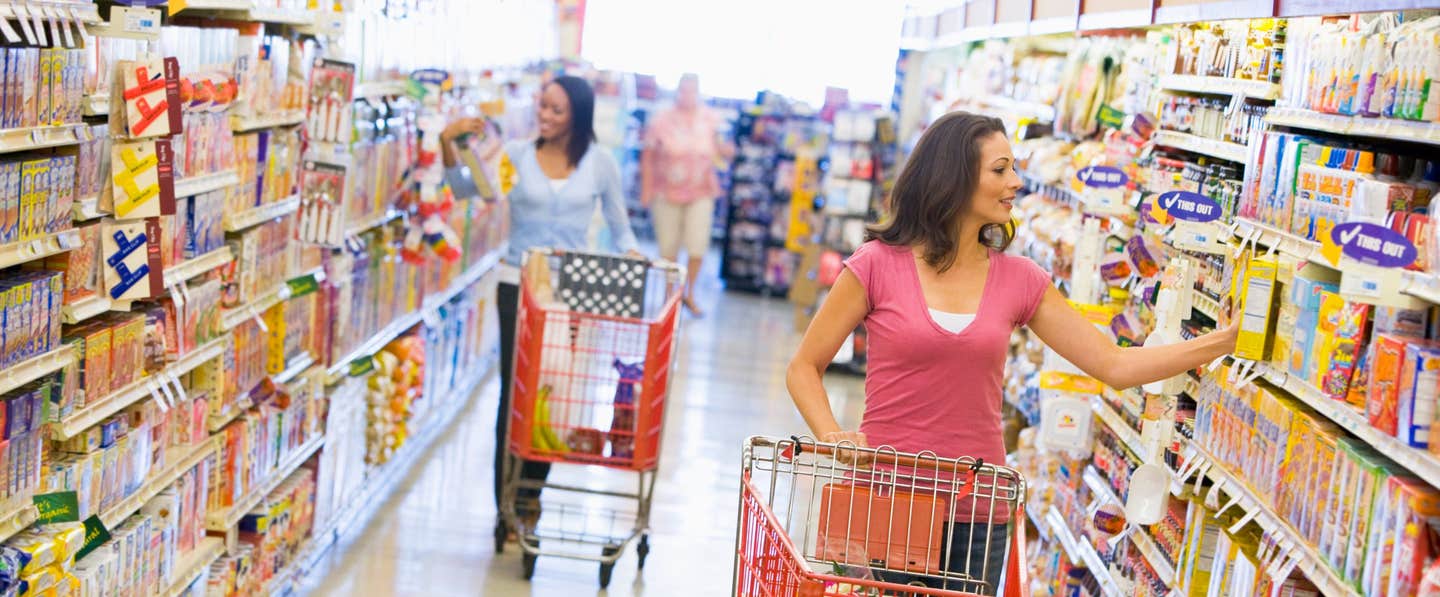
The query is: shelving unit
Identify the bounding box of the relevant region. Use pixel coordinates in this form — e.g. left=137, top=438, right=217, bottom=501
left=223, top=195, right=301, bottom=232
left=1152, top=130, right=1249, bottom=163
left=0, top=123, right=91, bottom=154
left=57, top=335, right=229, bottom=439
left=174, top=169, right=241, bottom=199
left=230, top=111, right=307, bottom=133
left=1191, top=289, right=1221, bottom=321
left=326, top=249, right=502, bottom=381
left=0, top=348, right=74, bottom=396
left=1046, top=506, right=1121, bottom=596
left=1158, top=74, right=1282, bottom=100
left=1082, top=466, right=1176, bottom=586
left=1184, top=442, right=1358, bottom=596
left=206, top=434, right=326, bottom=542
left=221, top=284, right=293, bottom=331
left=162, top=247, right=234, bottom=289
left=160, top=537, right=225, bottom=597
left=0, top=228, right=82, bottom=269
left=1266, top=107, right=1440, bottom=146
left=61, top=294, right=112, bottom=324
left=100, top=437, right=221, bottom=529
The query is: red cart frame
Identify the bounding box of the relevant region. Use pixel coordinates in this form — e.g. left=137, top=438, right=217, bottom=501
left=735, top=436, right=1031, bottom=597
left=499, top=248, right=683, bottom=588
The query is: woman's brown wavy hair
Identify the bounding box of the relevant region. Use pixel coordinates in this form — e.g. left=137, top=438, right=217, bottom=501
left=869, top=111, right=1013, bottom=273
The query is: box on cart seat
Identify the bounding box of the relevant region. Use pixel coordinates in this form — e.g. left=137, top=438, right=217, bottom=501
left=816, top=483, right=946, bottom=574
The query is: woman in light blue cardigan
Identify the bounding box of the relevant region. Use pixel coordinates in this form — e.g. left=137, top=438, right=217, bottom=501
left=441, top=75, right=639, bottom=529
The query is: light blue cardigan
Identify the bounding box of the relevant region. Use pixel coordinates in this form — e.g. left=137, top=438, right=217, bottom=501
left=446, top=139, right=638, bottom=266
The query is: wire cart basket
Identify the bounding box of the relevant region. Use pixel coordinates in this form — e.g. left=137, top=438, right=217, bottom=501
left=498, top=248, right=683, bottom=588
left=735, top=436, right=1031, bottom=597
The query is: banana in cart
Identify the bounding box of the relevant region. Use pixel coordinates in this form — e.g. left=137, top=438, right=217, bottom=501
left=532, top=385, right=567, bottom=453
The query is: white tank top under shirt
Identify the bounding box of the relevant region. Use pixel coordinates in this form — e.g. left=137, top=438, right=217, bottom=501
left=928, top=309, right=975, bottom=333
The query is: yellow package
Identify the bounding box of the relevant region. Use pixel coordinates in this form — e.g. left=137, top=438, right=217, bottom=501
left=1236, top=256, right=1279, bottom=360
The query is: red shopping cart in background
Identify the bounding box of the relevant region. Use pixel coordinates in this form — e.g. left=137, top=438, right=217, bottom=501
left=499, top=248, right=683, bottom=588
left=735, top=436, right=1031, bottom=597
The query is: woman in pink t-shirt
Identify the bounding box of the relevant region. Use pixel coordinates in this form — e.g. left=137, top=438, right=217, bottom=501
left=786, top=112, right=1238, bottom=593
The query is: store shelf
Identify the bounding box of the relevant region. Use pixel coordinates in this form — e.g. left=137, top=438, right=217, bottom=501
left=0, top=502, right=37, bottom=545
left=1157, top=74, right=1282, bottom=100
left=0, top=123, right=90, bottom=154
left=163, top=247, right=233, bottom=289
left=1186, top=442, right=1357, bottom=596
left=161, top=538, right=225, bottom=597
left=354, top=80, right=409, bottom=99
left=1253, top=361, right=1440, bottom=492
left=101, top=437, right=220, bottom=528
left=57, top=335, right=228, bottom=439
left=206, top=352, right=315, bottom=433
left=72, top=195, right=103, bottom=221
left=1152, top=130, right=1249, bottom=163
left=169, top=1, right=315, bottom=25
left=207, top=434, right=325, bottom=532
left=1092, top=397, right=1145, bottom=458
left=0, top=348, right=74, bottom=397
left=962, top=95, right=1056, bottom=122
left=83, top=95, right=110, bottom=117
left=1403, top=271, right=1440, bottom=304
left=1232, top=218, right=1324, bottom=266
left=1083, top=466, right=1175, bottom=587
left=0, top=228, right=82, bottom=269
left=230, top=111, right=306, bottom=133
left=1266, top=107, right=1440, bottom=146
left=1191, top=289, right=1220, bottom=321
left=325, top=249, right=502, bottom=382
left=1046, top=506, right=1120, bottom=596
left=223, top=195, right=301, bottom=232
left=221, top=284, right=292, bottom=331
left=174, top=170, right=240, bottom=198
left=62, top=294, right=113, bottom=324
left=343, top=209, right=404, bottom=239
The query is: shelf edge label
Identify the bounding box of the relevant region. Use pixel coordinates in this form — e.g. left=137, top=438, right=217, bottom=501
left=76, top=515, right=112, bottom=561
left=1077, top=165, right=1127, bottom=189
left=1158, top=191, right=1221, bottom=223
left=32, top=491, right=80, bottom=524
left=1331, top=222, right=1416, bottom=269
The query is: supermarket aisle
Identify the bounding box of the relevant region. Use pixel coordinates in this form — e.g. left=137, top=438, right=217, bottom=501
left=298, top=262, right=867, bottom=596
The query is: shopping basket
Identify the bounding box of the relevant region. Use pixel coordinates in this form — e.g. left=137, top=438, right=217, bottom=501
left=498, top=248, right=683, bottom=588
left=735, top=436, right=1030, bottom=597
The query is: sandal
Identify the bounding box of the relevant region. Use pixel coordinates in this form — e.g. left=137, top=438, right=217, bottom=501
left=682, top=295, right=704, bottom=317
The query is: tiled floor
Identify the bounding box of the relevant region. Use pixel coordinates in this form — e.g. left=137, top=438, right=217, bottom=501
left=298, top=263, right=867, bottom=596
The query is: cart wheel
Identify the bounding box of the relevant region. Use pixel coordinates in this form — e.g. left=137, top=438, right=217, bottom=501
left=493, top=521, right=507, bottom=555
left=599, top=546, right=620, bottom=588
left=636, top=534, right=650, bottom=570
left=522, top=553, right=537, bottom=580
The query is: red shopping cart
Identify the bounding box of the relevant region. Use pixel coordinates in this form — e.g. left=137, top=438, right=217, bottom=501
left=498, top=248, right=683, bottom=588
left=735, top=436, right=1031, bottom=597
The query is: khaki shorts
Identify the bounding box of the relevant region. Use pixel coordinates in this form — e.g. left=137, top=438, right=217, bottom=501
left=651, top=197, right=715, bottom=260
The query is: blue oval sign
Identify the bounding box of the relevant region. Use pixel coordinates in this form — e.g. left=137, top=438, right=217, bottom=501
left=1157, top=191, right=1222, bottom=223
left=1077, top=165, right=1128, bottom=189
left=1331, top=222, right=1417, bottom=268
left=410, top=69, right=452, bottom=85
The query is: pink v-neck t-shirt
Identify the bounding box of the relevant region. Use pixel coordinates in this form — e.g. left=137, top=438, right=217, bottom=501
left=845, top=240, right=1051, bottom=467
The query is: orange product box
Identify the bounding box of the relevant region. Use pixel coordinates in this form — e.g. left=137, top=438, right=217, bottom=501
left=817, top=483, right=946, bottom=574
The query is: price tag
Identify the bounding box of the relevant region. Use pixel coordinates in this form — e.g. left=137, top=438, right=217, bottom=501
left=249, top=307, right=268, bottom=333
left=155, top=377, right=178, bottom=410
left=32, top=491, right=80, bottom=524
left=285, top=273, right=320, bottom=298
left=28, top=129, right=42, bottom=146
left=146, top=379, right=170, bottom=412
left=118, top=6, right=161, bottom=36
left=1340, top=261, right=1405, bottom=306
left=348, top=356, right=376, bottom=377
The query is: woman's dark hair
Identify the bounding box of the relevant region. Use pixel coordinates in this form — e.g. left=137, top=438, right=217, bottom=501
left=869, top=111, right=1013, bottom=272
left=537, top=75, right=597, bottom=167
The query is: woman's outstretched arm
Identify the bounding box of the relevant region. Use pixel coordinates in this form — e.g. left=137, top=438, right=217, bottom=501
left=1027, top=285, right=1237, bottom=390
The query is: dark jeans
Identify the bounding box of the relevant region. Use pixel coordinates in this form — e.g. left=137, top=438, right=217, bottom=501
left=873, top=523, right=1008, bottom=596
left=494, top=281, right=551, bottom=509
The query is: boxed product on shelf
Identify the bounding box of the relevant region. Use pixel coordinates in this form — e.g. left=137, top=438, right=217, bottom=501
left=1283, top=14, right=1440, bottom=122
left=208, top=377, right=321, bottom=512
left=0, top=154, right=81, bottom=244
left=0, top=47, right=85, bottom=129
left=0, top=270, right=63, bottom=367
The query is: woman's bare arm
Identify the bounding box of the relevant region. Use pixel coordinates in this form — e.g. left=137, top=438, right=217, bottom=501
left=786, top=270, right=869, bottom=439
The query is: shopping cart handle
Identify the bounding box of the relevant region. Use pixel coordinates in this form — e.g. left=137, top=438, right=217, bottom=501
left=783, top=435, right=989, bottom=476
